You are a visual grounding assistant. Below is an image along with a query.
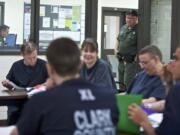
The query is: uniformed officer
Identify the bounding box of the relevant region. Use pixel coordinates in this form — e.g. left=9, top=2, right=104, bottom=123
left=115, top=10, right=139, bottom=89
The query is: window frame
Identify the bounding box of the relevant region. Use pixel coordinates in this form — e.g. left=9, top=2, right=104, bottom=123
left=0, top=2, right=4, bottom=26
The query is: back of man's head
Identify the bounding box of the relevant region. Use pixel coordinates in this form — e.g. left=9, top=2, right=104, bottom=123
left=46, top=37, right=80, bottom=77
left=139, top=45, right=162, bottom=61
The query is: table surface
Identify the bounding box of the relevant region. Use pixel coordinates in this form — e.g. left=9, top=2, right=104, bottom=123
left=0, top=90, right=27, bottom=100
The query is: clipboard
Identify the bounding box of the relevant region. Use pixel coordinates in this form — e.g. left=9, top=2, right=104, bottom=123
left=116, top=94, right=142, bottom=134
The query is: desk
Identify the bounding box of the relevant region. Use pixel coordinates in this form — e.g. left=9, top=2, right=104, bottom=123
left=0, top=90, right=28, bottom=125
left=0, top=90, right=27, bottom=106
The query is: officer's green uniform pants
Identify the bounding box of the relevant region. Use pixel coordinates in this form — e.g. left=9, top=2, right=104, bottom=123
left=118, top=61, right=139, bottom=88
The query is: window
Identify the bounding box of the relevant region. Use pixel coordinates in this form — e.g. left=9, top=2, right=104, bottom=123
left=0, top=0, right=97, bottom=54
left=0, top=0, right=31, bottom=54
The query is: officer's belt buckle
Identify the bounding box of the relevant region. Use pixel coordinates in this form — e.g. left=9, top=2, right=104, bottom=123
left=123, top=61, right=126, bottom=65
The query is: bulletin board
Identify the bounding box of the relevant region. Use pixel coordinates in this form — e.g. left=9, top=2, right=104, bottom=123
left=24, top=3, right=82, bottom=49
left=39, top=5, right=81, bottom=48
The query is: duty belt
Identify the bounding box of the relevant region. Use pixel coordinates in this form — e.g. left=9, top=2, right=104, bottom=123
left=117, top=53, right=135, bottom=63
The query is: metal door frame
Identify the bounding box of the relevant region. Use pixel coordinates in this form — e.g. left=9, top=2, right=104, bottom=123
left=101, top=7, right=130, bottom=60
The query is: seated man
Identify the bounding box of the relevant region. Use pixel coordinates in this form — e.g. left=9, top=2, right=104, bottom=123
left=11, top=37, right=119, bottom=135
left=2, top=41, right=48, bottom=125
left=126, top=45, right=166, bottom=101
left=143, top=63, right=174, bottom=112
left=128, top=46, right=180, bottom=135
left=2, top=41, right=48, bottom=89
left=0, top=25, right=9, bottom=45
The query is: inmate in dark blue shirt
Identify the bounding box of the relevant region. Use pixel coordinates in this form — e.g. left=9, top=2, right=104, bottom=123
left=127, top=71, right=166, bottom=100
left=6, top=58, right=48, bottom=87
left=156, top=81, right=180, bottom=135
left=80, top=59, right=117, bottom=93
left=17, top=79, right=119, bottom=135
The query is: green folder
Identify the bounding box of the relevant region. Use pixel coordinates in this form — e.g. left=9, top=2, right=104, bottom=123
left=116, top=94, right=142, bottom=134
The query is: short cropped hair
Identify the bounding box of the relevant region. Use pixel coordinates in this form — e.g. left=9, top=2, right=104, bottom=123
left=20, top=42, right=37, bottom=55
left=126, top=10, right=138, bottom=17
left=139, top=45, right=162, bottom=61
left=81, top=38, right=98, bottom=52
left=0, top=25, right=9, bottom=32
left=46, top=37, right=81, bottom=76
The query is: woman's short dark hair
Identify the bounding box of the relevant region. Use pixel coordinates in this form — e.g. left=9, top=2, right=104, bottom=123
left=81, top=38, right=98, bottom=52
left=46, top=37, right=80, bottom=76
left=20, top=41, right=37, bottom=55
left=139, top=45, right=162, bottom=61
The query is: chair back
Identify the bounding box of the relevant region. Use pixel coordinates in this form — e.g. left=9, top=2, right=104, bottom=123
left=5, top=34, right=17, bottom=46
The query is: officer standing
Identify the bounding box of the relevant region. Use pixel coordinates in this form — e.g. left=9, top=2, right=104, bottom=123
left=115, top=10, right=139, bottom=89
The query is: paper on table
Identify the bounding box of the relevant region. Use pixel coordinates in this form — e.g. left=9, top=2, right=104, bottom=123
left=148, top=113, right=163, bottom=128
left=27, top=89, right=46, bottom=97
left=0, top=126, right=15, bottom=135
left=140, top=113, right=163, bottom=132
left=27, top=85, right=46, bottom=97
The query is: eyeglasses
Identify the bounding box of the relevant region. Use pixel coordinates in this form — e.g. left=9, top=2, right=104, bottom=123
left=139, top=58, right=153, bottom=66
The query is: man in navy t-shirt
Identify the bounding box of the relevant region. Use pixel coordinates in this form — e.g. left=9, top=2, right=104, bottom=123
left=11, top=38, right=119, bottom=135
left=128, top=47, right=180, bottom=135
left=127, top=45, right=166, bottom=101
left=2, top=42, right=48, bottom=89
left=2, top=42, right=48, bottom=125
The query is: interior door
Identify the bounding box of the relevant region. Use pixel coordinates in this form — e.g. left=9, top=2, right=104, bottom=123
left=101, top=8, right=128, bottom=81
left=101, top=8, right=126, bottom=60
